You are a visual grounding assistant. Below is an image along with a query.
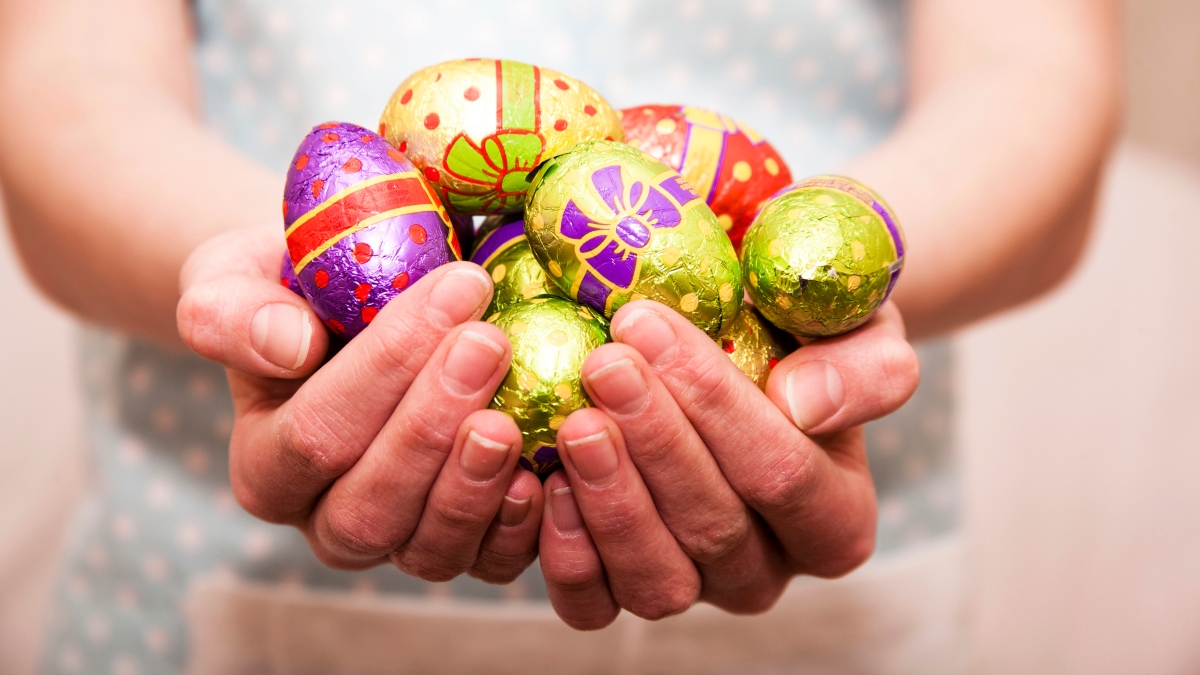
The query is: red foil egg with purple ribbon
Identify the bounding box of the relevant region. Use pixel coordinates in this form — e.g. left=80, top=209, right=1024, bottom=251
left=283, top=122, right=460, bottom=338
left=619, top=105, right=792, bottom=251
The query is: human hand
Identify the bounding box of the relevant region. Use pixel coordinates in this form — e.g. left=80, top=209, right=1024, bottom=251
left=176, top=227, right=543, bottom=583
left=536, top=300, right=918, bottom=629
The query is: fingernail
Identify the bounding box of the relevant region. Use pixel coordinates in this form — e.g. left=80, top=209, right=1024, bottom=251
left=250, top=303, right=311, bottom=370
left=613, top=308, right=677, bottom=365
left=550, top=487, right=584, bottom=533
left=584, top=358, right=648, bottom=415
left=459, top=430, right=512, bottom=482
left=442, top=329, right=505, bottom=395
left=428, top=268, right=491, bottom=327
left=786, top=361, right=845, bottom=431
left=563, top=429, right=619, bottom=484
left=498, top=495, right=532, bottom=527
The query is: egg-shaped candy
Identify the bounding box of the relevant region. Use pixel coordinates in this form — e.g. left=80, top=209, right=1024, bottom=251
left=379, top=59, right=624, bottom=215
left=470, top=215, right=566, bottom=316
left=719, top=302, right=797, bottom=390
left=620, top=105, right=792, bottom=251
left=280, top=251, right=305, bottom=298
left=742, top=175, right=905, bottom=337
left=525, top=140, right=743, bottom=338
left=283, top=122, right=460, bottom=339
left=488, top=297, right=610, bottom=475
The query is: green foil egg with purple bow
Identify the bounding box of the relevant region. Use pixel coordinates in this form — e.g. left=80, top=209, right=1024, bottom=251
left=488, top=296, right=610, bottom=476
left=741, top=175, right=906, bottom=337
left=524, top=140, right=743, bottom=338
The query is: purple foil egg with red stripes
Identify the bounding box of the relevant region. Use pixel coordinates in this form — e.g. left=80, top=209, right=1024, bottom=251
left=283, top=122, right=460, bottom=339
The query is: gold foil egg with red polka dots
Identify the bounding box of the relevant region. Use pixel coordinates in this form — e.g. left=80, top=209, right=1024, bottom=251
left=283, top=121, right=459, bottom=339
left=619, top=105, right=792, bottom=251
left=379, top=59, right=624, bottom=216
left=719, top=301, right=797, bottom=390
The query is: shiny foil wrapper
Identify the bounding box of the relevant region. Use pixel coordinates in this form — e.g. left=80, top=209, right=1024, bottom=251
left=719, top=301, right=797, bottom=390
left=741, top=175, right=905, bottom=337
left=283, top=121, right=460, bottom=339
left=470, top=214, right=566, bottom=316
left=525, top=140, right=743, bottom=338
left=280, top=251, right=305, bottom=297
left=620, top=105, right=792, bottom=252
left=487, top=297, right=610, bottom=475
left=379, top=59, right=624, bottom=215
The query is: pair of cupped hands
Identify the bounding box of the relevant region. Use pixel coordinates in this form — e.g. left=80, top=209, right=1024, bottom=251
left=177, top=227, right=919, bottom=630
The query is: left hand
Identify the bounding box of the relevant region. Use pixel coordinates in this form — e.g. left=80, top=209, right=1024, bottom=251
left=536, top=300, right=919, bottom=629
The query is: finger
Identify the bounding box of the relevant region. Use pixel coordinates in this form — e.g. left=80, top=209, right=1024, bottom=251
left=309, top=321, right=512, bottom=562
left=556, top=410, right=700, bottom=620
left=610, top=301, right=875, bottom=577
left=538, top=471, right=620, bottom=631
left=390, top=410, right=524, bottom=581
left=227, top=262, right=492, bottom=524
left=469, top=468, right=545, bottom=584
left=580, top=343, right=790, bottom=613
left=178, top=228, right=328, bottom=379
left=766, top=302, right=919, bottom=435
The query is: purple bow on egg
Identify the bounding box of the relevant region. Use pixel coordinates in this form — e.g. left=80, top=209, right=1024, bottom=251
left=559, top=165, right=699, bottom=312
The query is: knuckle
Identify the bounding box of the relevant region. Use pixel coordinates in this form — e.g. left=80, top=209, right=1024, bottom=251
left=278, top=409, right=359, bottom=481
left=544, top=560, right=606, bottom=596
left=470, top=549, right=535, bottom=584
left=807, top=529, right=876, bottom=579
left=678, top=515, right=751, bottom=565
left=229, top=474, right=288, bottom=524
left=430, top=497, right=492, bottom=532
left=393, top=548, right=462, bottom=582
left=716, top=582, right=787, bottom=616
left=681, top=353, right=737, bottom=408
left=399, top=411, right=457, bottom=464
left=627, top=582, right=698, bottom=621
left=583, top=507, right=645, bottom=543
left=323, top=507, right=398, bottom=558
left=743, top=450, right=819, bottom=515
left=362, top=316, right=427, bottom=386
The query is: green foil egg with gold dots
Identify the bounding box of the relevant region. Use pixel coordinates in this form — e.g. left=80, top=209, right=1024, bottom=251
left=524, top=140, right=743, bottom=338
left=741, top=175, right=905, bottom=337
left=470, top=214, right=567, bottom=316
left=487, top=296, right=610, bottom=475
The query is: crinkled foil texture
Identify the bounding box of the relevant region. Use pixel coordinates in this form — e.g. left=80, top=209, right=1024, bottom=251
left=380, top=58, right=624, bottom=215
left=470, top=215, right=566, bottom=316
left=280, top=252, right=305, bottom=297
left=620, top=104, right=792, bottom=251
left=741, top=175, right=905, bottom=337
left=488, top=297, right=610, bottom=475
left=720, top=302, right=797, bottom=390
left=283, top=121, right=458, bottom=338
left=525, top=140, right=742, bottom=338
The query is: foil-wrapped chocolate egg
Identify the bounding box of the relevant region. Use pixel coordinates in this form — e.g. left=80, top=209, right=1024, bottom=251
left=470, top=215, right=566, bottom=316
left=379, top=59, right=624, bottom=215
left=280, top=251, right=305, bottom=297
left=283, top=121, right=460, bottom=339
left=620, top=105, right=792, bottom=251
left=488, top=297, right=610, bottom=475
left=741, top=175, right=905, bottom=337
left=719, top=302, right=797, bottom=390
left=525, top=140, right=743, bottom=338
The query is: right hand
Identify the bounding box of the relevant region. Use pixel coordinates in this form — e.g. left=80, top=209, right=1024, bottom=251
left=177, top=227, right=542, bottom=582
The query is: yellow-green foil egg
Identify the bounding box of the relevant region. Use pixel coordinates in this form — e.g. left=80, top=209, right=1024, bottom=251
left=719, top=302, right=797, bottom=390
left=488, top=296, right=610, bottom=475
left=741, top=175, right=905, bottom=337
left=524, top=140, right=742, bottom=338
left=470, top=215, right=567, bottom=315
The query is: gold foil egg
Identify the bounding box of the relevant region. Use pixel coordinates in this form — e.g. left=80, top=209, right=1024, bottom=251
left=488, top=296, right=610, bottom=475
left=470, top=214, right=568, bottom=316
left=379, top=58, right=624, bottom=215
left=524, top=140, right=743, bottom=338
left=719, top=302, right=797, bottom=390
left=741, top=175, right=905, bottom=337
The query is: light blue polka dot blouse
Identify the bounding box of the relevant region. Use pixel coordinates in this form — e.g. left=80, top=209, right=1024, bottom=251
left=42, top=2, right=957, bottom=672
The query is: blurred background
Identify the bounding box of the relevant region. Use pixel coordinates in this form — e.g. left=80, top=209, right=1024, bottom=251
left=2, top=2, right=1199, bottom=673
